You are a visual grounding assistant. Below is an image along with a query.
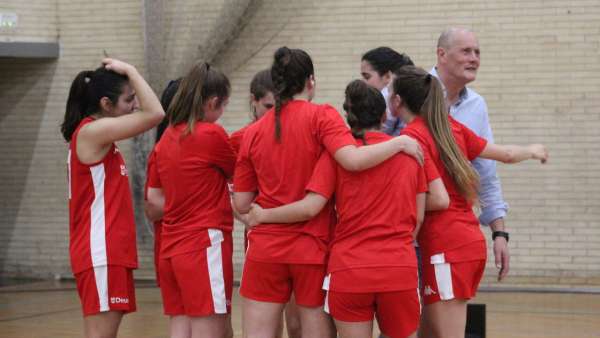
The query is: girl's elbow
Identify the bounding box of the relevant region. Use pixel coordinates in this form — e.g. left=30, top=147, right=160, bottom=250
left=439, top=195, right=450, bottom=209
left=152, top=110, right=166, bottom=123
left=233, top=200, right=250, bottom=214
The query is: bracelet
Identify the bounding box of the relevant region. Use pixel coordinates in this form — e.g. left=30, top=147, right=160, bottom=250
left=492, top=231, right=509, bottom=242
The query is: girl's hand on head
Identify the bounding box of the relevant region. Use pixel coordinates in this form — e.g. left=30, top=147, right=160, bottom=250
left=247, top=203, right=264, bottom=227
left=102, top=58, right=135, bottom=75
left=529, top=144, right=548, bottom=163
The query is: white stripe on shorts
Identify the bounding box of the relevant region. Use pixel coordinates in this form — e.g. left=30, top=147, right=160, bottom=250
left=207, top=229, right=227, bottom=314
left=93, top=265, right=109, bottom=312
left=431, top=253, right=454, bottom=301
left=322, top=274, right=331, bottom=314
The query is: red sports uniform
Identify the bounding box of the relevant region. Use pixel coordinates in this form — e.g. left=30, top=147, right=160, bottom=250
left=234, top=100, right=355, bottom=306
left=150, top=122, right=236, bottom=316
left=145, top=149, right=162, bottom=286
left=307, top=132, right=427, bottom=337
left=402, top=116, right=488, bottom=305
left=229, top=125, right=248, bottom=155
left=229, top=124, right=250, bottom=251
left=68, top=117, right=137, bottom=316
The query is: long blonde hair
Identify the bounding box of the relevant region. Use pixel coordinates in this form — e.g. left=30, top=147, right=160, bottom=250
left=393, top=66, right=479, bottom=202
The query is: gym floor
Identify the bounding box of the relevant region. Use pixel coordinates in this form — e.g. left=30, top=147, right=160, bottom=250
left=1, top=280, right=599, bottom=338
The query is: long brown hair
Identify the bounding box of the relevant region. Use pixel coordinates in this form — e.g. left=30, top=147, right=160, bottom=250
left=270, top=47, right=314, bottom=141
left=168, top=62, right=230, bottom=136
left=392, top=66, right=479, bottom=202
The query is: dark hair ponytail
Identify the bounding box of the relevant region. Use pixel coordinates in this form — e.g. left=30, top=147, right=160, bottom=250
left=61, top=67, right=129, bottom=142
left=393, top=66, right=479, bottom=202
left=342, top=80, right=387, bottom=145
left=155, top=78, right=181, bottom=142
left=270, top=46, right=314, bottom=141
left=362, top=46, right=414, bottom=75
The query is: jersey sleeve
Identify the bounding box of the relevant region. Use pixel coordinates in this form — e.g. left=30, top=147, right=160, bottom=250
left=416, top=164, right=428, bottom=194
left=146, top=149, right=161, bottom=191
left=423, top=149, right=440, bottom=183
left=402, top=125, right=440, bottom=183
left=207, top=125, right=237, bottom=178
left=459, top=120, right=488, bottom=160
left=314, top=104, right=356, bottom=155
left=233, top=127, right=258, bottom=193
left=306, top=151, right=337, bottom=200
left=229, top=128, right=244, bottom=156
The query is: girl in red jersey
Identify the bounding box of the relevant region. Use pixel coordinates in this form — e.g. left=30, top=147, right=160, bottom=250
left=244, top=79, right=450, bottom=338
left=230, top=69, right=275, bottom=154
left=388, top=66, right=548, bottom=338
left=145, top=79, right=181, bottom=289
left=146, top=62, right=236, bottom=338
left=233, top=47, right=424, bottom=338
left=230, top=69, right=303, bottom=338
left=61, top=58, right=165, bottom=338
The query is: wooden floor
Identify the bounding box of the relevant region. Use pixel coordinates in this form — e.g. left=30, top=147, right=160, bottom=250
left=1, top=281, right=599, bottom=338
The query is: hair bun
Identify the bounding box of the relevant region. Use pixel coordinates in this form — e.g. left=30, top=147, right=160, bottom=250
left=274, top=46, right=292, bottom=67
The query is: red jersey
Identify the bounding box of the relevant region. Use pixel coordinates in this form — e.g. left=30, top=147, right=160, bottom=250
left=145, top=149, right=162, bottom=281
left=401, top=116, right=488, bottom=262
left=150, top=122, right=236, bottom=258
left=234, top=100, right=356, bottom=264
left=229, top=125, right=249, bottom=155
left=307, top=132, right=427, bottom=291
left=68, top=117, right=138, bottom=274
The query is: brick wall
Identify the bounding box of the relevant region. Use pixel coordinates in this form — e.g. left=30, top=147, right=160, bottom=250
left=0, top=0, right=152, bottom=278
left=1, top=0, right=599, bottom=287
left=215, top=0, right=600, bottom=287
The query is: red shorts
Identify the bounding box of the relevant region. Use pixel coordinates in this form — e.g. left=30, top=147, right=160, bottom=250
left=421, top=254, right=486, bottom=305
left=154, top=221, right=162, bottom=287
left=326, top=288, right=420, bottom=338
left=159, top=230, right=233, bottom=316
left=75, top=265, right=136, bottom=316
left=240, top=259, right=326, bottom=307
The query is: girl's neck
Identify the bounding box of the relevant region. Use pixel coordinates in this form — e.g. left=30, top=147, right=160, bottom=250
left=404, top=114, right=416, bottom=124
left=292, top=89, right=312, bottom=102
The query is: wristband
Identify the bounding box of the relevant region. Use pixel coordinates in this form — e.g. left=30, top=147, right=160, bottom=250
left=492, top=231, right=509, bottom=242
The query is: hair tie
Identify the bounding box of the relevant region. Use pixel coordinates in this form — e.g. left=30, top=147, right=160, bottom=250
left=426, top=73, right=433, bottom=84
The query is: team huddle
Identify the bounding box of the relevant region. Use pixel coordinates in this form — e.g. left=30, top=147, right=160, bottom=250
left=62, top=28, right=548, bottom=338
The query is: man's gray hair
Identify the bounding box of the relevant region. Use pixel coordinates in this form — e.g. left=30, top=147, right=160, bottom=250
left=437, top=27, right=475, bottom=49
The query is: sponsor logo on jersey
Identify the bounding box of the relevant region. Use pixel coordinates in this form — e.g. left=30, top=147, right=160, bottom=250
left=120, top=164, right=128, bottom=176
left=110, top=296, right=129, bottom=304
left=423, top=285, right=437, bottom=296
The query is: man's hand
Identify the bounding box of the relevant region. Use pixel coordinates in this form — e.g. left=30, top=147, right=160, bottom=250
left=490, top=218, right=510, bottom=281
left=493, top=236, right=510, bottom=281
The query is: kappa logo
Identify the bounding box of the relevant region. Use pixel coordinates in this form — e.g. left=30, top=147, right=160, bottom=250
left=120, top=164, right=128, bottom=176
left=110, top=296, right=129, bottom=304
left=423, top=285, right=437, bottom=296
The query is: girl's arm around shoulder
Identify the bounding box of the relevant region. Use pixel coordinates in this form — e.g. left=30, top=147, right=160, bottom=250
left=333, top=135, right=423, bottom=171
left=247, top=192, right=329, bottom=227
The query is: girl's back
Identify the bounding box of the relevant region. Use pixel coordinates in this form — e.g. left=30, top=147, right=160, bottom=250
left=235, top=100, right=354, bottom=263
left=308, top=132, right=425, bottom=273
left=402, top=116, right=487, bottom=257
left=154, top=122, right=236, bottom=257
